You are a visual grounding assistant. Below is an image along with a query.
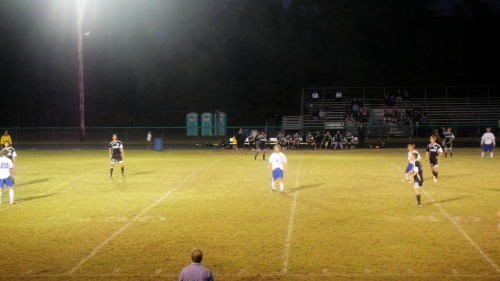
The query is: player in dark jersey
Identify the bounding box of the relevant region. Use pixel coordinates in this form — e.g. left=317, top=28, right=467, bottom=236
left=109, top=134, right=125, bottom=177
left=292, top=132, right=301, bottom=148
left=410, top=152, right=424, bottom=207
left=254, top=131, right=267, bottom=160
left=277, top=131, right=285, bottom=147
left=306, top=132, right=315, bottom=149
left=345, top=130, right=354, bottom=149
left=323, top=131, right=332, bottom=149
left=426, top=135, right=443, bottom=183
left=285, top=133, right=293, bottom=149
left=314, top=131, right=323, bottom=149
left=441, top=127, right=455, bottom=158
left=248, top=134, right=256, bottom=150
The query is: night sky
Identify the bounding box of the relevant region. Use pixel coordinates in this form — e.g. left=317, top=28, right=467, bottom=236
left=1, top=0, right=499, bottom=127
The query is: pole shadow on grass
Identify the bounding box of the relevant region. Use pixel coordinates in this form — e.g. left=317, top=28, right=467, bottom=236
left=128, top=171, right=154, bottom=176
left=429, top=195, right=467, bottom=204
left=18, top=193, right=58, bottom=203
left=283, top=183, right=323, bottom=194
left=15, top=178, right=51, bottom=188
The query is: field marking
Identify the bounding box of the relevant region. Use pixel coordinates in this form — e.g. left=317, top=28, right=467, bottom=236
left=282, top=157, right=304, bottom=275
left=378, top=155, right=500, bottom=273
left=66, top=161, right=218, bottom=275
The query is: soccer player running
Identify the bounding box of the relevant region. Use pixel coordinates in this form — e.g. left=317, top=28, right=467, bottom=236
left=268, top=145, right=287, bottom=193
left=0, top=149, right=15, bottom=204
left=403, top=143, right=421, bottom=183
left=441, top=127, right=455, bottom=158
left=109, top=134, right=125, bottom=177
left=409, top=152, right=424, bottom=207
left=426, top=135, right=443, bottom=183
left=480, top=127, right=496, bottom=160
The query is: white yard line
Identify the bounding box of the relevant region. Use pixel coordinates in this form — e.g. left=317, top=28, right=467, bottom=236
left=66, top=162, right=217, bottom=275
left=282, top=157, right=303, bottom=275
left=378, top=155, right=500, bottom=273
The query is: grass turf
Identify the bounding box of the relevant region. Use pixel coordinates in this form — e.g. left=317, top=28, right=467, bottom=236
left=0, top=148, right=499, bottom=281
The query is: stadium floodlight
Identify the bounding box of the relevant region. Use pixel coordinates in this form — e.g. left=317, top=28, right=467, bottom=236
left=77, top=0, right=86, bottom=141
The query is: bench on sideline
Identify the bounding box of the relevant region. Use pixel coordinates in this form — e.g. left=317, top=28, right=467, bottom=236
left=228, top=136, right=358, bottom=148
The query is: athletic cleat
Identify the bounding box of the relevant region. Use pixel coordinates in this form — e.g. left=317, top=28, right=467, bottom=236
left=254, top=155, right=257, bottom=160
left=408, top=180, right=413, bottom=183
left=401, top=179, right=406, bottom=182
left=271, top=189, right=275, bottom=193
left=416, top=203, right=422, bottom=207
left=433, top=177, right=438, bottom=183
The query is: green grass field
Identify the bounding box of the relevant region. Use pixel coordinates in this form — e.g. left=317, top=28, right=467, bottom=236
left=0, top=148, right=499, bottom=281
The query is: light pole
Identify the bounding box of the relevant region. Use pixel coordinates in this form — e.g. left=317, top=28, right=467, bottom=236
left=77, top=0, right=85, bottom=142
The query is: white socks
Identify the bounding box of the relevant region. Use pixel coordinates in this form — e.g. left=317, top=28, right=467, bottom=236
left=404, top=173, right=408, bottom=180
left=491, top=152, right=494, bottom=159
left=271, top=181, right=276, bottom=191
left=0, top=190, right=14, bottom=204
left=280, top=183, right=284, bottom=192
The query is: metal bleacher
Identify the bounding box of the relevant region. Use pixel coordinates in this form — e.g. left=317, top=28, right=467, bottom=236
left=289, top=86, right=500, bottom=137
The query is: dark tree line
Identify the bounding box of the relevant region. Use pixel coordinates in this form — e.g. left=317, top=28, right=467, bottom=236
left=0, top=0, right=499, bottom=127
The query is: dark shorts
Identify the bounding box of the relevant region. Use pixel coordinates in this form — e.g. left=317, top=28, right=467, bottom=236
left=111, top=154, right=123, bottom=163
left=237, top=142, right=244, bottom=149
left=429, top=158, right=439, bottom=167
left=258, top=142, right=267, bottom=150
left=444, top=143, right=452, bottom=149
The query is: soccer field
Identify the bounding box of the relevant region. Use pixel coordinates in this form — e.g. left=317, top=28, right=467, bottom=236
left=0, top=148, right=499, bottom=281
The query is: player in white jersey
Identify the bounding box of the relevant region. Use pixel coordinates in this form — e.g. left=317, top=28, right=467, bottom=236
left=480, top=127, right=496, bottom=160
left=0, top=149, right=15, bottom=204
left=402, top=143, right=421, bottom=183
left=268, top=145, right=287, bottom=193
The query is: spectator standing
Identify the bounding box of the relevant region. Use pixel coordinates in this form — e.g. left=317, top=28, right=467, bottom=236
left=235, top=128, right=246, bottom=154
left=358, top=124, right=366, bottom=148
left=146, top=131, right=152, bottom=149
left=333, top=130, right=344, bottom=149
left=179, top=248, right=215, bottom=281
left=1, top=130, right=12, bottom=148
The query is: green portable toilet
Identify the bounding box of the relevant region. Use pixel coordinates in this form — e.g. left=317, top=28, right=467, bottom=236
left=215, top=111, right=227, bottom=136
left=201, top=112, right=213, bottom=136
left=186, top=112, right=199, bottom=136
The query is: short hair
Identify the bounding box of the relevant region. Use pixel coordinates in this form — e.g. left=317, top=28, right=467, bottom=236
left=4, top=140, right=10, bottom=145
left=407, top=143, right=415, bottom=148
left=412, top=152, right=419, bottom=158
left=113, top=134, right=118, bottom=137
left=1, top=149, right=8, bottom=156
left=191, top=248, right=203, bottom=263
left=430, top=135, right=437, bottom=141
left=274, top=144, right=281, bottom=150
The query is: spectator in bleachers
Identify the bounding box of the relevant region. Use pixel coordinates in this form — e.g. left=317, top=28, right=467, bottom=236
left=306, top=102, right=314, bottom=115
left=391, top=106, right=399, bottom=122
left=312, top=92, right=319, bottom=102
left=396, top=89, right=403, bottom=102
left=336, top=91, right=343, bottom=101
left=384, top=107, right=391, bottom=123
left=389, top=94, right=396, bottom=106
left=318, top=108, right=326, bottom=120
left=360, top=107, right=370, bottom=123
left=384, top=94, right=391, bottom=106
left=312, top=108, right=320, bottom=120
left=351, top=101, right=359, bottom=116
left=404, top=89, right=410, bottom=101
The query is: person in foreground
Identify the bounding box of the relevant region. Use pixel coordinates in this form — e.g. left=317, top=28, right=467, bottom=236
left=409, top=152, right=424, bottom=207
left=268, top=145, right=287, bottom=193
left=0, top=149, right=15, bottom=204
left=179, top=248, right=215, bottom=281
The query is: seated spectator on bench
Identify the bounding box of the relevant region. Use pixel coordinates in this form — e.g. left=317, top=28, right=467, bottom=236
left=333, top=130, right=344, bottom=150
left=345, top=130, right=354, bottom=149
left=292, top=132, right=301, bottom=148
left=306, top=132, right=315, bottom=149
